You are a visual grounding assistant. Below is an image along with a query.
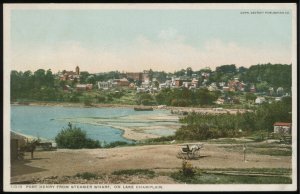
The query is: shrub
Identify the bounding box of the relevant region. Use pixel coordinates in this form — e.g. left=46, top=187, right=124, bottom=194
left=136, top=93, right=155, bottom=105
left=171, top=99, right=190, bottom=107
left=145, top=135, right=175, bottom=143
left=180, top=160, right=196, bottom=177
left=97, top=95, right=106, bottom=103
left=141, top=99, right=156, bottom=106
left=104, top=141, right=131, bottom=148
left=83, top=98, right=93, bottom=106
left=55, top=123, right=101, bottom=149
left=69, top=94, right=80, bottom=102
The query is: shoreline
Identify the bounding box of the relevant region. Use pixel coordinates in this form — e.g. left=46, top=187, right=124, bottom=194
left=11, top=101, right=139, bottom=109
left=11, top=101, right=249, bottom=114
left=10, top=101, right=248, bottom=142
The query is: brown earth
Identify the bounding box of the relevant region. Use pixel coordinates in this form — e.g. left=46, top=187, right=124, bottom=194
left=10, top=143, right=291, bottom=184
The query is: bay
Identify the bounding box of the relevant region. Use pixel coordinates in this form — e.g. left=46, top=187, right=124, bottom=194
left=10, top=105, right=178, bottom=143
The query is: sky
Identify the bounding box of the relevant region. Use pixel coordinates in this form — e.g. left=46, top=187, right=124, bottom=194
left=9, top=8, right=292, bottom=73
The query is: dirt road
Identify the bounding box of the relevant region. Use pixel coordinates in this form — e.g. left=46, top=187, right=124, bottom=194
left=10, top=143, right=291, bottom=184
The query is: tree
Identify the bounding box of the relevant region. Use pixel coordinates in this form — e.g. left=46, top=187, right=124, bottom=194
left=256, top=81, right=269, bottom=93
left=137, top=93, right=156, bottom=105
left=153, top=81, right=160, bottom=88
left=216, top=64, right=237, bottom=74
left=33, top=69, right=46, bottom=89
left=86, top=75, right=96, bottom=85
left=245, top=92, right=256, bottom=102
left=242, top=64, right=291, bottom=91
left=186, top=67, right=193, bottom=77
left=238, top=66, right=248, bottom=73
left=45, top=69, right=54, bottom=87
left=174, top=69, right=186, bottom=77
left=80, top=71, right=90, bottom=84
left=55, top=123, right=101, bottom=149
left=148, top=69, right=153, bottom=81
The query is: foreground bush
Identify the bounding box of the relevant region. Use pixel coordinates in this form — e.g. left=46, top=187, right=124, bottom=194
left=103, top=141, right=132, bottom=148
left=180, top=160, right=196, bottom=177
left=55, top=123, right=101, bottom=149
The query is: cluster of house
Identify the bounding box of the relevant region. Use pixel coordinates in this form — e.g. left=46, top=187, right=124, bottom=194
left=58, top=66, right=94, bottom=92
left=95, top=70, right=288, bottom=102
left=58, top=66, right=80, bottom=81
left=98, top=78, right=134, bottom=89
left=97, top=70, right=152, bottom=91
left=58, top=68, right=288, bottom=105
left=222, top=78, right=247, bottom=92
left=97, top=71, right=201, bottom=91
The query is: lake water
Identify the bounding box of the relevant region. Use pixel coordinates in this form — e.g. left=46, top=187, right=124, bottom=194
left=11, top=105, right=178, bottom=143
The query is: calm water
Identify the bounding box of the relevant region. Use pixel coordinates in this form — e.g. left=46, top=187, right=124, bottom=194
left=11, top=105, right=175, bottom=143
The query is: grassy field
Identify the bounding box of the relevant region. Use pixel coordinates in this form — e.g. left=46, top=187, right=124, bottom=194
left=170, top=168, right=292, bottom=184
left=219, top=144, right=292, bottom=156
left=27, top=168, right=291, bottom=184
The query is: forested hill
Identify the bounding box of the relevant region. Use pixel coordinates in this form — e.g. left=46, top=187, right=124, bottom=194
left=239, top=64, right=291, bottom=89
left=10, top=63, right=292, bottom=103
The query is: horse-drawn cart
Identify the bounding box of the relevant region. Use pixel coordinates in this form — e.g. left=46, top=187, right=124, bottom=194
left=177, top=143, right=204, bottom=159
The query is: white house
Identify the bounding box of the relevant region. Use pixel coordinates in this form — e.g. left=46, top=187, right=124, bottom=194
left=255, top=97, right=266, bottom=104
left=98, top=81, right=113, bottom=89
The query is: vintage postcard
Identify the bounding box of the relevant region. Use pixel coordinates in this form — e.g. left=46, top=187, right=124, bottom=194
left=3, top=3, right=297, bottom=192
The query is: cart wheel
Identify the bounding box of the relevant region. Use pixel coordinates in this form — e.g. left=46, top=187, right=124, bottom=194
left=193, top=150, right=200, bottom=159
left=177, top=151, right=183, bottom=159
left=187, top=152, right=193, bottom=159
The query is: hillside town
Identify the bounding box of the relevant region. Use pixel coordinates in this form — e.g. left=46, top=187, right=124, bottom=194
left=55, top=64, right=291, bottom=106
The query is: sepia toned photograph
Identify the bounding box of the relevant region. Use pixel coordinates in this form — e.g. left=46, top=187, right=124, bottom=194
left=3, top=3, right=297, bottom=192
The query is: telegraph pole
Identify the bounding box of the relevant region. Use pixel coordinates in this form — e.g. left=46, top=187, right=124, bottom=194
left=243, top=144, right=246, bottom=162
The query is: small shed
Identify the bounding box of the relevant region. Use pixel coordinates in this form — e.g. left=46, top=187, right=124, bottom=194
left=10, top=131, right=27, bottom=161
left=273, top=122, right=292, bottom=134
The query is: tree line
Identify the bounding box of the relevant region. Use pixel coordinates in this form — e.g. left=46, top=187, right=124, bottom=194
left=175, top=96, right=292, bottom=140
left=10, top=63, right=292, bottom=103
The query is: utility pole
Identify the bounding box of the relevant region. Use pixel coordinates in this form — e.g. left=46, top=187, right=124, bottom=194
left=243, top=144, right=246, bottom=162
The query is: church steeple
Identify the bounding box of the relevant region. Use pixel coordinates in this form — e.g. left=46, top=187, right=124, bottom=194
left=76, top=66, right=80, bottom=75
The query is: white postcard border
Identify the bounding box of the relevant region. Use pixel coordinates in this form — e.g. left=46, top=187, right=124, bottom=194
left=3, top=3, right=298, bottom=192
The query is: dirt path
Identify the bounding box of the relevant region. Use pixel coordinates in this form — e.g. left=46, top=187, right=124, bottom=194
left=11, top=143, right=291, bottom=183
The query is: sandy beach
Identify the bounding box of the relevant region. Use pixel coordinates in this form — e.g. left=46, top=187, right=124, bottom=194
left=11, top=101, right=249, bottom=114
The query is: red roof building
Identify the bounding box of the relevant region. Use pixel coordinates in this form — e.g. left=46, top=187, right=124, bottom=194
left=273, top=122, right=292, bottom=134
left=273, top=122, right=292, bottom=127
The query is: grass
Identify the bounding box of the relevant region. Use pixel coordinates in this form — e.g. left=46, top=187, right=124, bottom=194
left=252, top=148, right=292, bottom=156
left=170, top=168, right=292, bottom=184
left=113, top=92, right=137, bottom=105
left=206, top=138, right=253, bottom=144
left=219, top=144, right=292, bottom=156
left=112, top=169, right=156, bottom=178
left=75, top=172, right=102, bottom=180
left=204, top=168, right=292, bottom=174
left=248, top=142, right=289, bottom=148
left=103, top=141, right=134, bottom=148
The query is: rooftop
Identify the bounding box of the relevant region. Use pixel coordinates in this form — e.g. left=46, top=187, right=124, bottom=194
left=273, top=122, right=292, bottom=126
